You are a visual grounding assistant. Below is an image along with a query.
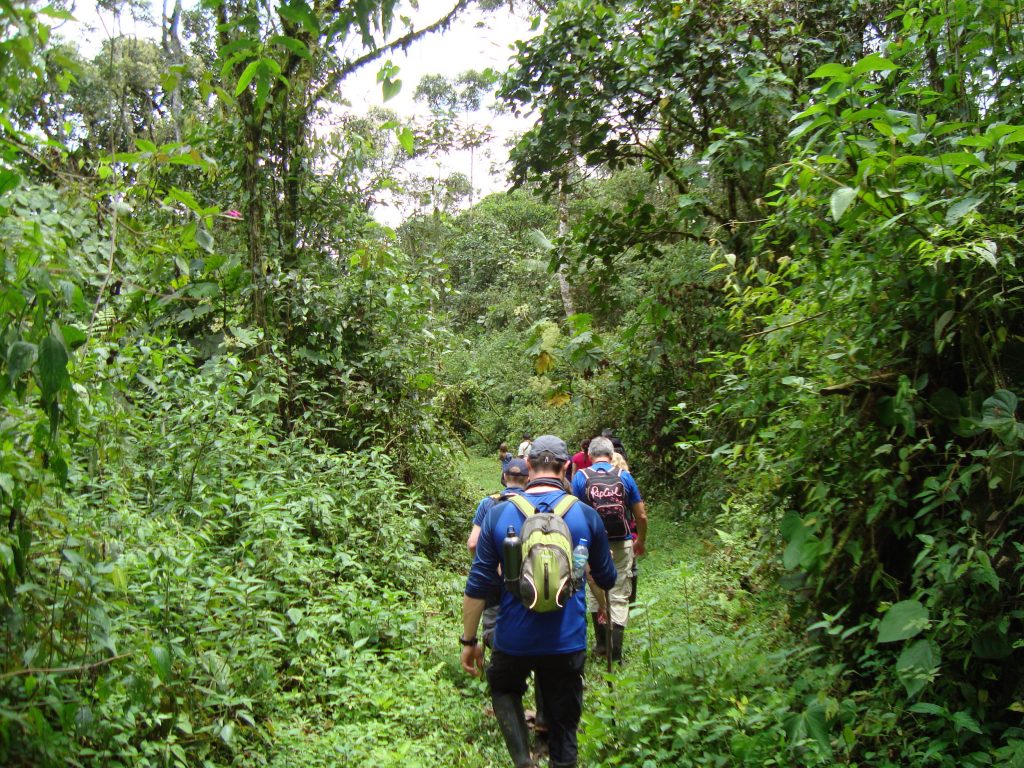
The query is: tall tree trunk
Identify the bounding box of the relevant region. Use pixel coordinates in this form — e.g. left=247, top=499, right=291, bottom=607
left=161, top=0, right=184, bottom=142
left=556, top=183, right=575, bottom=320
left=242, top=114, right=267, bottom=333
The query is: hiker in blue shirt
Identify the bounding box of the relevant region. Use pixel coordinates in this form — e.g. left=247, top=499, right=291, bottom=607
left=462, top=435, right=617, bottom=768
left=468, top=457, right=529, bottom=557
left=467, top=458, right=530, bottom=649
left=571, top=436, right=647, bottom=662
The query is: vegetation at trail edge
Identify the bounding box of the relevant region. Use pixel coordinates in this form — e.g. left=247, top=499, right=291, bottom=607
left=1, top=0, right=1022, bottom=766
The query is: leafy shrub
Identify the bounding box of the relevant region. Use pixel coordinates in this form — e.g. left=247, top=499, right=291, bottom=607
left=0, top=344, right=453, bottom=766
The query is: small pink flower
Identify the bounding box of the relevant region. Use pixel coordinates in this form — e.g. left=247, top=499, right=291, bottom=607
left=224, top=209, right=243, bottom=220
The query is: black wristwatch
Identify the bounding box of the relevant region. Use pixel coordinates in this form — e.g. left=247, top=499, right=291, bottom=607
left=460, top=635, right=478, bottom=647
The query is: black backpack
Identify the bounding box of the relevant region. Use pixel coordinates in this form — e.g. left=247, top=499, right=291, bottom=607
left=580, top=466, right=631, bottom=541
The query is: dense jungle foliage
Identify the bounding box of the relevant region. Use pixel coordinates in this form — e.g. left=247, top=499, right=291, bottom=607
left=1, top=0, right=1022, bottom=766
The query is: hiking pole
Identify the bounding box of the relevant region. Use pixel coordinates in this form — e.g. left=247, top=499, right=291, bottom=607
left=605, top=589, right=613, bottom=676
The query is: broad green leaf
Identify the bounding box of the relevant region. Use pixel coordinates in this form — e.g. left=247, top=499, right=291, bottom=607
left=168, top=187, right=202, bottom=214
left=382, top=78, right=402, bottom=102
left=896, top=639, right=939, bottom=697
left=877, top=599, right=929, bottom=643
left=7, top=341, right=37, bottom=384
left=397, top=126, right=415, bottom=154
left=60, top=325, right=87, bottom=350
left=908, top=701, right=946, bottom=716
left=852, top=53, right=896, bottom=75
left=981, top=389, right=1019, bottom=445
left=0, top=169, right=20, bottom=196
left=255, top=69, right=271, bottom=113
left=945, top=196, right=982, bottom=225
left=784, top=703, right=831, bottom=756
left=780, top=512, right=805, bottom=541
left=149, top=644, right=172, bottom=682
left=951, top=711, right=982, bottom=734
left=269, top=35, right=310, bottom=59
left=235, top=59, right=262, bottom=96
left=973, top=240, right=998, bottom=268
left=936, top=151, right=985, bottom=167
left=830, top=187, right=857, bottom=222
left=37, top=334, right=69, bottom=401
left=982, top=389, right=1017, bottom=421
left=809, top=62, right=848, bottom=79
left=286, top=607, right=304, bottom=625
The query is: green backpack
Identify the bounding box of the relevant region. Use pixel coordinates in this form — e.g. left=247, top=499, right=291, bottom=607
left=507, top=494, right=578, bottom=613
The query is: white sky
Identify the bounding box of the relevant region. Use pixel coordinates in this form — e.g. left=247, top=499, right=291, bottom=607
left=339, top=1, right=539, bottom=223
left=66, top=0, right=540, bottom=224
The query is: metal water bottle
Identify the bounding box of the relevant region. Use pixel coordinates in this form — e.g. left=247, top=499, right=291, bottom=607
left=503, top=525, right=522, bottom=595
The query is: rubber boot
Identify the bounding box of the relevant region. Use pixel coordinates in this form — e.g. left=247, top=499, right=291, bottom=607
left=590, top=613, right=606, bottom=656
left=492, top=693, right=535, bottom=768
left=610, top=624, right=626, bottom=663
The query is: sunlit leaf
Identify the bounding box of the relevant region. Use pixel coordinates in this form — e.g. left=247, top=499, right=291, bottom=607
left=830, top=187, right=856, bottom=222
left=877, top=600, right=929, bottom=643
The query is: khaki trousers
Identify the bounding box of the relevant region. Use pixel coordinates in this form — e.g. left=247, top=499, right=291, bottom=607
left=586, top=539, right=634, bottom=626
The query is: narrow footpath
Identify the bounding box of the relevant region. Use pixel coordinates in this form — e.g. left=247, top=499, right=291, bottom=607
left=270, top=454, right=794, bottom=767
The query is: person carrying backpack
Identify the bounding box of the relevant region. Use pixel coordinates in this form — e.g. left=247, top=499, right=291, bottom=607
left=468, top=458, right=531, bottom=650
left=571, top=436, right=647, bottom=662
left=600, top=427, right=627, bottom=461
left=462, top=435, right=617, bottom=768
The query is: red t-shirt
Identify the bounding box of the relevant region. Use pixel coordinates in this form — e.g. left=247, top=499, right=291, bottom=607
left=571, top=451, right=592, bottom=473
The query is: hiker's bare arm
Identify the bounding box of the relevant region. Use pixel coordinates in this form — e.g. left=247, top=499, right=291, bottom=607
left=467, top=525, right=481, bottom=556
left=460, top=595, right=486, bottom=676
left=632, top=501, right=648, bottom=556
left=586, top=572, right=609, bottom=613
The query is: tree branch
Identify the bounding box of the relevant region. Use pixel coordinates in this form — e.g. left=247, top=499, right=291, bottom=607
left=312, top=0, right=471, bottom=106
left=0, top=653, right=133, bottom=681
left=741, top=311, right=827, bottom=339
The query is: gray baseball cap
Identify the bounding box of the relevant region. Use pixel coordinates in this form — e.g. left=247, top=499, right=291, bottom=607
left=527, top=435, right=569, bottom=461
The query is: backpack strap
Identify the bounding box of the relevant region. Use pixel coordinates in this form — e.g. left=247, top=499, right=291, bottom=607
left=508, top=493, right=579, bottom=518
left=507, top=494, right=537, bottom=517
left=551, top=494, right=578, bottom=518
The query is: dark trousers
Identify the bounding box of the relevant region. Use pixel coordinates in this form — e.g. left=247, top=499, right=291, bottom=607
left=487, top=649, right=586, bottom=765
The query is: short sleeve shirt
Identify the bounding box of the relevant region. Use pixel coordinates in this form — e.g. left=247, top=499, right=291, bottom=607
left=571, top=461, right=642, bottom=505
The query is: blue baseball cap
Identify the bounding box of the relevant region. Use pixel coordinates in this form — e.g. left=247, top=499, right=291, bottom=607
left=504, top=457, right=529, bottom=478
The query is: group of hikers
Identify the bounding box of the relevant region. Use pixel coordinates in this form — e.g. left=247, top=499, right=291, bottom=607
left=461, top=430, right=648, bottom=768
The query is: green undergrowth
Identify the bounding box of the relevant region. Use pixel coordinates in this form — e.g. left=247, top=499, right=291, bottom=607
left=579, top=508, right=811, bottom=768
left=266, top=453, right=505, bottom=766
